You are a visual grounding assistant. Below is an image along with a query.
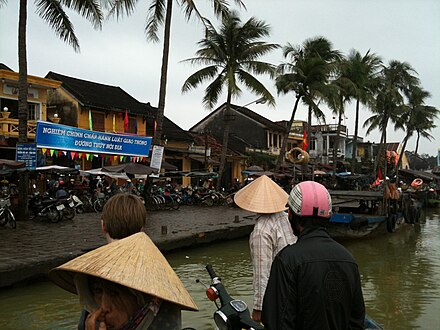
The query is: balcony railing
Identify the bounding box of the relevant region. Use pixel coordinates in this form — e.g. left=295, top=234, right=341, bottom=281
left=0, top=118, right=37, bottom=139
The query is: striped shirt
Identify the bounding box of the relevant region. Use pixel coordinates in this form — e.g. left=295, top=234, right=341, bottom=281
left=249, top=211, right=297, bottom=311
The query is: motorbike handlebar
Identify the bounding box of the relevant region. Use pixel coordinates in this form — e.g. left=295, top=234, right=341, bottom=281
left=206, top=264, right=219, bottom=280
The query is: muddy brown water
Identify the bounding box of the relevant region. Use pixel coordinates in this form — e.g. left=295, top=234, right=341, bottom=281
left=0, top=209, right=439, bottom=329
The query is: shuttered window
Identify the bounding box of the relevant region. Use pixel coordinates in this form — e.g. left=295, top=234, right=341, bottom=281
left=92, top=112, right=105, bottom=132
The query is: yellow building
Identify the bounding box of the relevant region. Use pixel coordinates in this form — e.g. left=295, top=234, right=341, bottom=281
left=0, top=63, right=61, bottom=159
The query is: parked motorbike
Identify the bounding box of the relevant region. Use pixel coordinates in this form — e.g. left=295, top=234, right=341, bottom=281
left=202, top=264, right=263, bottom=330
left=57, top=196, right=76, bottom=221
left=68, top=192, right=86, bottom=214
left=0, top=195, right=16, bottom=229
left=29, top=191, right=60, bottom=223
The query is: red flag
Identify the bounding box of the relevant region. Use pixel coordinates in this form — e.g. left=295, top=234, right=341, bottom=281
left=302, top=129, right=308, bottom=151
left=124, top=110, right=129, bottom=132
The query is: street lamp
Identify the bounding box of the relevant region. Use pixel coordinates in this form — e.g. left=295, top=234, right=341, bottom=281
left=3, top=107, right=8, bottom=112
left=242, top=97, right=267, bottom=108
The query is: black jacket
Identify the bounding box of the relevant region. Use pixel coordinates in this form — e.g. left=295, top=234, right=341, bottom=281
left=262, top=227, right=365, bottom=330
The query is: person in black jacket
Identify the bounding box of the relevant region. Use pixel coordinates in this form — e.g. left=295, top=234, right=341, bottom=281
left=262, top=181, right=365, bottom=330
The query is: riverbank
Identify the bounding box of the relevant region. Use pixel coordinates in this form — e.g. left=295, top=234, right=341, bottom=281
left=0, top=206, right=255, bottom=288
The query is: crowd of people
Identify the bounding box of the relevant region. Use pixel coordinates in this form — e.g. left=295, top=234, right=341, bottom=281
left=45, top=173, right=368, bottom=330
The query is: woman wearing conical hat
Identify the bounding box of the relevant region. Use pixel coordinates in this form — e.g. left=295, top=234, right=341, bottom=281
left=234, top=175, right=297, bottom=323
left=49, top=232, right=198, bottom=330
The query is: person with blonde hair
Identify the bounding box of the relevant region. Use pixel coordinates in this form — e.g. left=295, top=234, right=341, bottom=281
left=50, top=232, right=198, bottom=330
left=101, top=193, right=146, bottom=242
left=234, top=175, right=296, bottom=323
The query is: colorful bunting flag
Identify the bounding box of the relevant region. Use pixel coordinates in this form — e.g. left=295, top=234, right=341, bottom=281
left=88, top=110, right=93, bottom=130
left=124, top=110, right=129, bottom=132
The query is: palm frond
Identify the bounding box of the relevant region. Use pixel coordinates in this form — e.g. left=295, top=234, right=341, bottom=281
left=36, top=0, right=80, bottom=51
left=181, top=65, right=219, bottom=93
left=105, top=0, right=137, bottom=20
left=237, top=69, right=275, bottom=106
left=203, top=74, right=226, bottom=109
left=145, top=0, right=166, bottom=42
left=61, top=0, right=103, bottom=29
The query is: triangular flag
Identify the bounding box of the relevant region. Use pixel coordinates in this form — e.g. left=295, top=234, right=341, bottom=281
left=86, top=154, right=90, bottom=160
left=42, top=148, right=47, bottom=154
left=82, top=153, right=86, bottom=159
left=78, top=153, right=83, bottom=158
left=120, top=155, right=124, bottom=162
left=58, top=150, right=62, bottom=157
left=50, top=149, right=54, bottom=157
left=71, top=152, right=76, bottom=159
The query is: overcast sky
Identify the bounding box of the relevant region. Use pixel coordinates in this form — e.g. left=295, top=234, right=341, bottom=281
left=1, top=0, right=439, bottom=156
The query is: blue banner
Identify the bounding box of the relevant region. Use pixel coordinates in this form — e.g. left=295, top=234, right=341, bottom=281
left=16, top=143, right=37, bottom=170
left=36, top=121, right=152, bottom=157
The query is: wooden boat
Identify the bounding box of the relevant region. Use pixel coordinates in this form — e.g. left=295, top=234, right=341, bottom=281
left=327, top=190, right=406, bottom=240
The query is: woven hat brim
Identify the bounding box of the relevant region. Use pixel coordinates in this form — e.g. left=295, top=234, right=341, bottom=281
left=234, top=175, right=288, bottom=214
left=48, top=233, right=198, bottom=311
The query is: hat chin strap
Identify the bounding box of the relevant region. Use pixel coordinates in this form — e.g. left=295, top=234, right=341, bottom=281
left=120, top=298, right=162, bottom=330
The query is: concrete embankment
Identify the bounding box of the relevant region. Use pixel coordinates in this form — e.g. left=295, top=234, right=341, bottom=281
left=0, top=206, right=255, bottom=288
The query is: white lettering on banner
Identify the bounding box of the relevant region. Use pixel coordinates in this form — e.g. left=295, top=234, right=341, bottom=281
left=74, top=140, right=92, bottom=147
left=98, top=135, right=111, bottom=141
left=42, top=127, right=66, bottom=136
left=67, top=131, right=83, bottom=138
left=134, top=140, right=149, bottom=145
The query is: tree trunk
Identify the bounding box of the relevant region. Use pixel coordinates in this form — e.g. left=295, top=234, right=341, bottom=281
left=351, top=99, right=360, bottom=173
left=153, top=0, right=173, bottom=146
left=216, top=93, right=232, bottom=190
left=373, top=117, right=388, bottom=176
left=307, top=106, right=312, bottom=153
left=415, top=132, right=420, bottom=155
left=275, top=96, right=300, bottom=172
left=17, top=0, right=29, bottom=221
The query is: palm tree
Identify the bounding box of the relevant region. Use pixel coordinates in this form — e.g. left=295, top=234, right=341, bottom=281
left=274, top=37, right=341, bottom=171
left=342, top=50, right=382, bottom=173
left=181, top=11, right=278, bottom=189
left=106, top=0, right=245, bottom=145
left=413, top=104, right=438, bottom=155
left=364, top=60, right=419, bottom=178
left=395, top=86, right=430, bottom=169
left=327, top=56, right=357, bottom=176
left=1, top=0, right=103, bottom=220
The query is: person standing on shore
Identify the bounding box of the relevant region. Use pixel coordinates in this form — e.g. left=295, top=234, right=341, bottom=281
left=234, top=175, right=297, bottom=323
left=262, top=181, right=365, bottom=330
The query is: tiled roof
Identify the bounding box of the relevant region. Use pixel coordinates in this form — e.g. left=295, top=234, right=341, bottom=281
left=0, top=63, right=13, bottom=71
left=190, top=102, right=285, bottom=132
left=230, top=104, right=285, bottom=132
left=45, top=71, right=152, bottom=116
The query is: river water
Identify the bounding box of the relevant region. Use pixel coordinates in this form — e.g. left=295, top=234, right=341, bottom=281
left=0, top=209, right=439, bottom=329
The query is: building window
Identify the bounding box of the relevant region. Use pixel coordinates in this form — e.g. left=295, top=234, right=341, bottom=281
left=28, top=103, right=40, bottom=121
left=92, top=112, right=105, bottom=132
left=268, top=132, right=272, bottom=147
left=310, top=139, right=316, bottom=151
left=126, top=117, right=138, bottom=134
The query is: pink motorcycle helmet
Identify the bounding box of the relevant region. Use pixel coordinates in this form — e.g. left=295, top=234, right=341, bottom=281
left=288, top=181, right=332, bottom=218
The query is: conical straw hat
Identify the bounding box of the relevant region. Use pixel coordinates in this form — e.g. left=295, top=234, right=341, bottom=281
left=49, top=232, right=198, bottom=311
left=234, top=175, right=288, bottom=214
